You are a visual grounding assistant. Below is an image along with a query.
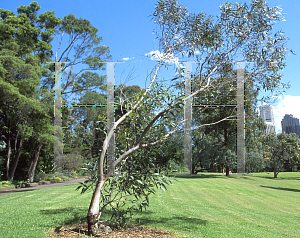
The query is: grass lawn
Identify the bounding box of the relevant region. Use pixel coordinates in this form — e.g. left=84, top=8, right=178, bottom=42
left=0, top=172, right=299, bottom=237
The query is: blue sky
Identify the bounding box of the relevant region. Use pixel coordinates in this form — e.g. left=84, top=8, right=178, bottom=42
left=2, top=0, right=300, bottom=133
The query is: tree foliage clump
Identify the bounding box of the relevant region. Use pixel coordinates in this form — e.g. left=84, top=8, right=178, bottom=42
left=259, top=132, right=300, bottom=178
left=0, top=1, right=111, bottom=182
left=61, top=151, right=84, bottom=172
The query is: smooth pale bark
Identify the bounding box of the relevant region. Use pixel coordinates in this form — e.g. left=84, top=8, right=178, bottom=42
left=87, top=179, right=107, bottom=235
left=8, top=136, right=23, bottom=181
left=27, top=143, right=42, bottom=182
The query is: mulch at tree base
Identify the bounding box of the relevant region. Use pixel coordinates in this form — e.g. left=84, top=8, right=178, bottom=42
left=45, top=222, right=186, bottom=238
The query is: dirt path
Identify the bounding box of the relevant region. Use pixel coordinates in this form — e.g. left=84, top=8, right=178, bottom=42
left=0, top=177, right=89, bottom=198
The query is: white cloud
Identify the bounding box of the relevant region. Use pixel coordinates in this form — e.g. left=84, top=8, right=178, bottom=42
left=145, top=50, right=179, bottom=66
left=122, top=57, right=135, bottom=61
left=272, top=95, right=300, bottom=133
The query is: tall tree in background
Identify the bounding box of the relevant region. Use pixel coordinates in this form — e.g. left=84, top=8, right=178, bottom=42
left=245, top=109, right=267, bottom=173
left=259, top=132, right=300, bottom=178
left=191, top=64, right=267, bottom=175
left=0, top=1, right=111, bottom=181
left=50, top=11, right=112, bottom=167
left=0, top=2, right=59, bottom=181
left=191, top=66, right=238, bottom=175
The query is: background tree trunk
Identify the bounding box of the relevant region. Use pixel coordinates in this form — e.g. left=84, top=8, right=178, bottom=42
left=8, top=137, right=23, bottom=181
left=224, top=128, right=230, bottom=176
left=6, top=134, right=11, bottom=180
left=192, top=163, right=195, bottom=174
left=226, top=165, right=230, bottom=176
left=27, top=143, right=42, bottom=182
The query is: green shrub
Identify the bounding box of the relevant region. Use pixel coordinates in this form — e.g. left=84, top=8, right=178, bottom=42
left=70, top=170, right=77, bottom=178
left=60, top=176, right=70, bottom=181
left=1, top=181, right=12, bottom=186
left=62, top=170, right=72, bottom=178
left=53, top=171, right=64, bottom=178
left=62, top=152, right=83, bottom=172
left=54, top=177, right=62, bottom=181
left=34, top=172, right=46, bottom=182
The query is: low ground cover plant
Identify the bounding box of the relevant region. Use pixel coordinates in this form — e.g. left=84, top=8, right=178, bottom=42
left=1, top=181, right=12, bottom=186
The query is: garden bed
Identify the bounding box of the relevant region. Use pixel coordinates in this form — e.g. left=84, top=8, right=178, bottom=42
left=50, top=180, right=63, bottom=183
left=28, top=182, right=39, bottom=187
left=0, top=185, right=15, bottom=191
left=38, top=181, right=51, bottom=185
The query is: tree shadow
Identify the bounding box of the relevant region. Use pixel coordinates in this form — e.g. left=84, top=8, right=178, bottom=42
left=226, top=175, right=256, bottom=179
left=260, top=185, right=300, bottom=193
left=40, top=206, right=156, bottom=231
left=257, top=176, right=300, bottom=180
left=175, top=173, right=300, bottom=181
left=174, top=173, right=224, bottom=179
left=174, top=173, right=255, bottom=179
left=134, top=215, right=208, bottom=232
left=0, top=188, right=38, bottom=198
left=40, top=206, right=87, bottom=226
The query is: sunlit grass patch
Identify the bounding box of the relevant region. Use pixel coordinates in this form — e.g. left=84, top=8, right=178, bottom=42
left=0, top=172, right=299, bottom=237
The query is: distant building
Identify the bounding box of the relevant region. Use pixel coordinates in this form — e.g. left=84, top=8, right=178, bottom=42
left=258, top=105, right=276, bottom=134
left=281, top=114, right=300, bottom=138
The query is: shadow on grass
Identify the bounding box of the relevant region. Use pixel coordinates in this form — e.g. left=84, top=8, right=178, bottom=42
left=260, top=185, right=300, bottom=193
left=174, top=173, right=254, bottom=179
left=256, top=176, right=300, bottom=180
left=40, top=206, right=155, bottom=230
left=40, top=207, right=87, bottom=226
left=175, top=173, right=300, bottom=181
left=0, top=188, right=35, bottom=194
left=174, top=173, right=224, bottom=179
left=134, top=215, right=208, bottom=232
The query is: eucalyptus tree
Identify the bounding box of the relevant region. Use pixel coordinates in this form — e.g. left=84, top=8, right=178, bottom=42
left=75, top=0, right=292, bottom=235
